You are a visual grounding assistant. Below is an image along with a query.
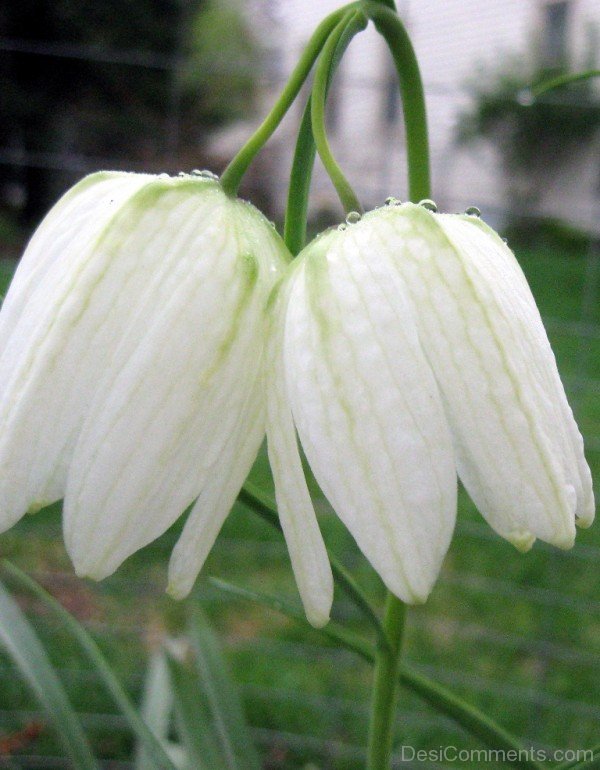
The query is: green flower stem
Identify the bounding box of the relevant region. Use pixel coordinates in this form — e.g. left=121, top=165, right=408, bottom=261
left=310, top=12, right=365, bottom=214
left=361, top=1, right=430, bottom=202
left=219, top=3, right=359, bottom=197
left=284, top=11, right=367, bottom=254
left=366, top=594, right=406, bottom=769
left=283, top=97, right=316, bottom=255
left=532, top=69, right=600, bottom=97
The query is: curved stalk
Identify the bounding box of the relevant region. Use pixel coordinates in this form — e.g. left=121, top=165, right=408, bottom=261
left=310, top=12, right=364, bottom=214
left=284, top=11, right=367, bottom=254
left=361, top=1, right=430, bottom=202
left=219, top=3, right=359, bottom=196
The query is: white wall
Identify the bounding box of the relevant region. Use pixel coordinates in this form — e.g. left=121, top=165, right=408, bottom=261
left=242, top=0, right=600, bottom=230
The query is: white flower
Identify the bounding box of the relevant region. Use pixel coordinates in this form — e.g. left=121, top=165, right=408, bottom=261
left=0, top=171, right=288, bottom=597
left=268, top=202, right=594, bottom=627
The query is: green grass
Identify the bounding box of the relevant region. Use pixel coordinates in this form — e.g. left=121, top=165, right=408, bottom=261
left=0, top=239, right=598, bottom=769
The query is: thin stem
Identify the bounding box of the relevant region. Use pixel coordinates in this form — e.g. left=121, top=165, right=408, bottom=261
left=366, top=594, right=406, bottom=769
left=219, top=4, right=359, bottom=196
left=361, top=1, right=430, bottom=202
left=532, top=69, right=600, bottom=98
left=284, top=10, right=367, bottom=254
left=399, top=669, right=545, bottom=770
left=310, top=12, right=364, bottom=214
left=283, top=98, right=316, bottom=255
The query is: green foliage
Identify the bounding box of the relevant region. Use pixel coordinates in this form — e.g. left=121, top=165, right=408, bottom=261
left=503, top=216, right=592, bottom=255
left=182, top=0, right=261, bottom=127
left=0, top=0, right=261, bottom=224
left=0, top=579, right=99, bottom=770
left=458, top=59, right=600, bottom=173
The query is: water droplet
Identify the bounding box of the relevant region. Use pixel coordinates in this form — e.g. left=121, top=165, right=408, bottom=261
left=345, top=211, right=361, bottom=224
left=385, top=196, right=397, bottom=206
left=191, top=169, right=219, bottom=180
left=517, top=88, right=534, bottom=106
left=158, top=173, right=170, bottom=180
left=502, top=237, right=508, bottom=244
left=337, top=224, right=347, bottom=232
left=419, top=199, right=437, bottom=212
left=465, top=205, right=481, bottom=217
left=177, top=171, right=187, bottom=177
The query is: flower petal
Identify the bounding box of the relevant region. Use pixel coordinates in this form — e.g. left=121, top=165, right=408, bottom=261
left=381, top=203, right=587, bottom=548
left=284, top=227, right=456, bottom=604
left=456, top=214, right=594, bottom=530
left=64, top=188, right=285, bottom=578
left=167, top=367, right=266, bottom=600
left=266, top=266, right=334, bottom=628
left=0, top=172, right=155, bottom=529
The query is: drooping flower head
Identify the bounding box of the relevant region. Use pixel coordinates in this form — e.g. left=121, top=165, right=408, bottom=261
left=268, top=202, right=594, bottom=626
left=0, top=171, right=288, bottom=596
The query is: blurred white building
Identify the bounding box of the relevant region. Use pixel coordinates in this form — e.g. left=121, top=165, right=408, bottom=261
left=220, top=0, right=600, bottom=231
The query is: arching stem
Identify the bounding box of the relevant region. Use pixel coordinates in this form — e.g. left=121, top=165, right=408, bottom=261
left=361, top=1, right=430, bottom=202
left=284, top=10, right=367, bottom=253
left=219, top=3, right=359, bottom=197
left=310, top=12, right=365, bottom=215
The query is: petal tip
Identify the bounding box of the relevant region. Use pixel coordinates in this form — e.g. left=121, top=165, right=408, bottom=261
left=306, top=607, right=330, bottom=629
left=507, top=529, right=536, bottom=553
left=166, top=577, right=192, bottom=601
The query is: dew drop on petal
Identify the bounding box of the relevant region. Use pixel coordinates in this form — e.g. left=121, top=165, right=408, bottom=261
left=158, top=173, right=170, bottom=180
left=385, top=196, right=398, bottom=206
left=345, top=211, right=361, bottom=224
left=337, top=224, right=347, bottom=232
left=419, top=199, right=438, bottom=212
left=465, top=205, right=481, bottom=217
left=191, top=169, right=219, bottom=180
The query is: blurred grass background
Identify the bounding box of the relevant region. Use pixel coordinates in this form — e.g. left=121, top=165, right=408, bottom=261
left=0, top=230, right=598, bottom=767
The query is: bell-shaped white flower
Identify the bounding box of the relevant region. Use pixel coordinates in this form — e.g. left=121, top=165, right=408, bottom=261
left=269, top=203, right=594, bottom=626
left=0, top=171, right=288, bottom=597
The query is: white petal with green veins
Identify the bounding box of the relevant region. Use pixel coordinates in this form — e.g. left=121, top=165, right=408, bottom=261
left=380, top=203, right=586, bottom=548
left=167, top=365, right=266, bottom=600
left=64, top=190, right=284, bottom=578
left=284, top=225, right=456, bottom=604
left=0, top=172, right=160, bottom=529
left=266, top=264, right=334, bottom=628
left=455, top=214, right=594, bottom=529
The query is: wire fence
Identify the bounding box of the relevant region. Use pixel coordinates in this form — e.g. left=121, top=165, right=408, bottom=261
left=0, top=7, right=598, bottom=768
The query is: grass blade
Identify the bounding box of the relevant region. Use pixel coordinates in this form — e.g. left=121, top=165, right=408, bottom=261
left=135, top=651, right=185, bottom=770
left=186, top=606, right=261, bottom=770
left=209, top=577, right=373, bottom=663
left=0, top=579, right=99, bottom=770
left=210, top=576, right=543, bottom=768
left=2, top=561, right=179, bottom=770
left=165, top=644, right=223, bottom=770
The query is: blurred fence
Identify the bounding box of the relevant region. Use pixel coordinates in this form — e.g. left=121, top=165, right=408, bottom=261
left=0, top=13, right=599, bottom=770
